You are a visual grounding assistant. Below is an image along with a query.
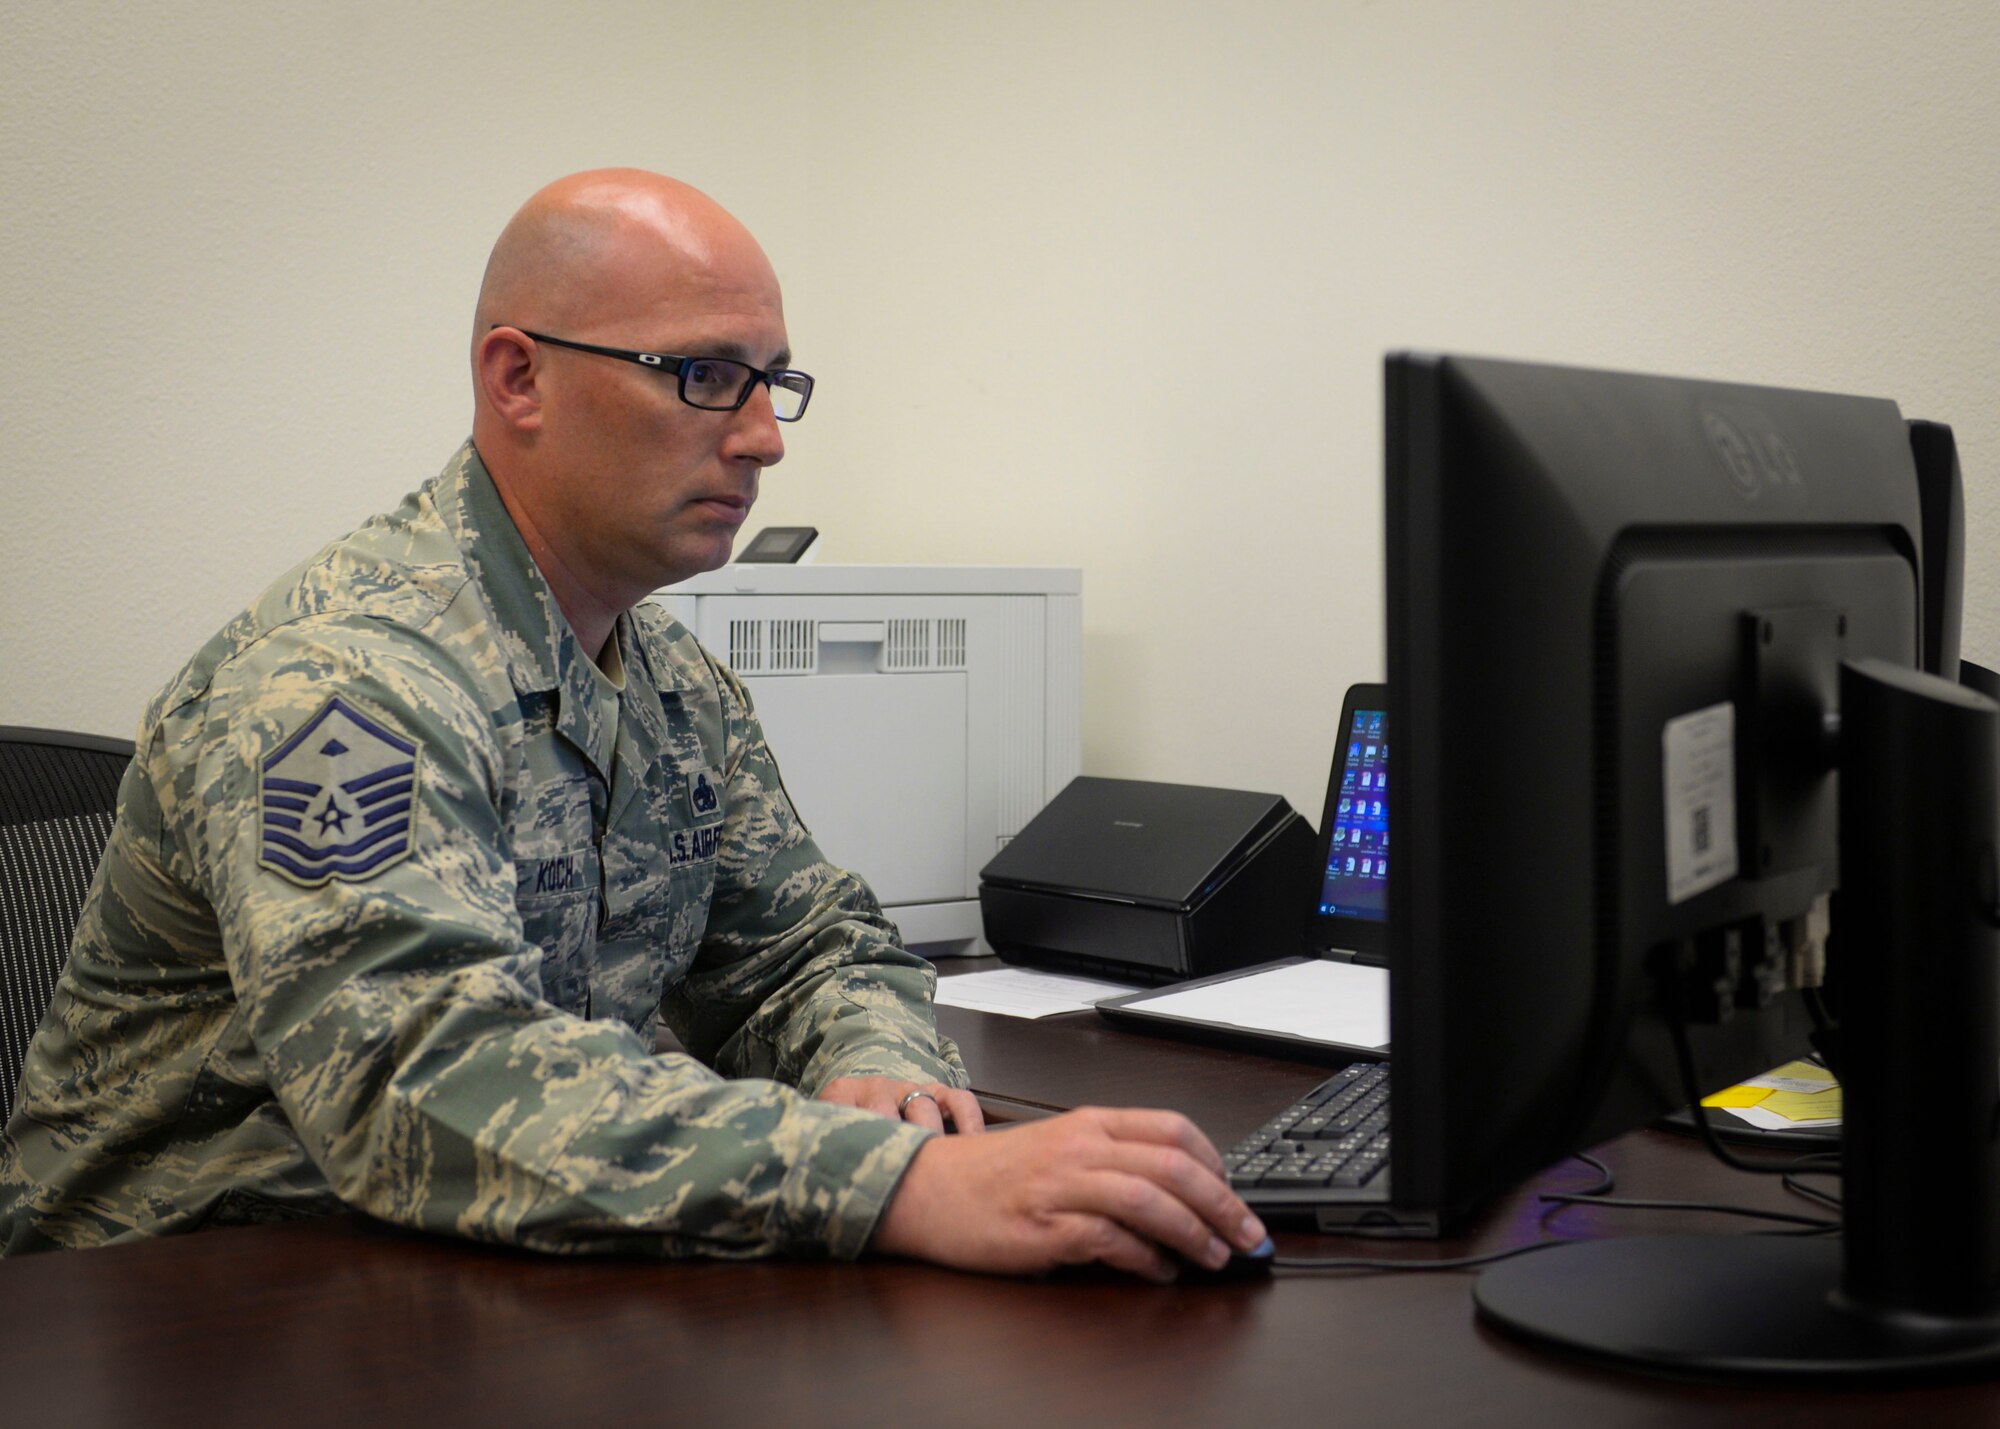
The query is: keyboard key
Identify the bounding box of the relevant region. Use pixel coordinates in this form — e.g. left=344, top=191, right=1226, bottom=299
left=1258, top=1169, right=1341, bottom=1189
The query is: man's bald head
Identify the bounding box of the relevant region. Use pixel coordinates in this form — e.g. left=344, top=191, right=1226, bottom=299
left=472, top=168, right=778, bottom=357
left=467, top=169, right=792, bottom=657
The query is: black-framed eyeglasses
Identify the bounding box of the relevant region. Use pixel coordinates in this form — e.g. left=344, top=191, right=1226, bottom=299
left=503, top=327, right=814, bottom=421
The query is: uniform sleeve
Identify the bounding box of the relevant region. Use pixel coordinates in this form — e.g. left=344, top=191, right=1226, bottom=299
left=173, top=615, right=932, bottom=1259
left=660, top=659, right=970, bottom=1097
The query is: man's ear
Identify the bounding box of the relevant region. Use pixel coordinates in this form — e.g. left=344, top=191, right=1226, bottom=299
left=476, top=327, right=544, bottom=432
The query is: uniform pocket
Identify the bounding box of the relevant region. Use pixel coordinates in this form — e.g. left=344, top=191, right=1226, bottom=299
left=516, top=845, right=602, bottom=1015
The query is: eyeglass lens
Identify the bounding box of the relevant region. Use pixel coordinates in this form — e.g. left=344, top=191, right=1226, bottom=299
left=681, top=358, right=811, bottom=421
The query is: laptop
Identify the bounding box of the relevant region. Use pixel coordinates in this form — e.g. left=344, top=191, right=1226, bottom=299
left=1301, top=678, right=1391, bottom=965
left=1094, top=682, right=1392, bottom=1054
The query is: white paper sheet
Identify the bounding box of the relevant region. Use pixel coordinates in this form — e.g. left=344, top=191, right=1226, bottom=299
left=1120, top=959, right=1390, bottom=1050
left=932, top=967, right=1145, bottom=1019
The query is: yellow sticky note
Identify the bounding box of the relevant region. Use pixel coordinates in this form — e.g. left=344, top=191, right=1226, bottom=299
left=1700, top=1086, right=1771, bottom=1109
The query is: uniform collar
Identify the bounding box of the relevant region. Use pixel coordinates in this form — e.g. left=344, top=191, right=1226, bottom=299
left=434, top=440, right=635, bottom=777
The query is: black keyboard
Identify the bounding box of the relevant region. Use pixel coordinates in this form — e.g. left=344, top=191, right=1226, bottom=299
left=1225, top=1061, right=1391, bottom=1193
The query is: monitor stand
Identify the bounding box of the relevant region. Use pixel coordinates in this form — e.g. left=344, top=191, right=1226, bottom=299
left=1475, top=659, right=2000, bottom=1383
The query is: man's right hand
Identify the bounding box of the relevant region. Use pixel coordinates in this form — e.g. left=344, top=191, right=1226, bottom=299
left=868, top=1106, right=1266, bottom=1283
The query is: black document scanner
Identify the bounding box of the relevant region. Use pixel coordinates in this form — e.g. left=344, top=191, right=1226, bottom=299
left=977, top=776, right=1314, bottom=984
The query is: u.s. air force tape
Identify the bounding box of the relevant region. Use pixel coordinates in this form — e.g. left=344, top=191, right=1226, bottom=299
left=257, top=695, right=422, bottom=888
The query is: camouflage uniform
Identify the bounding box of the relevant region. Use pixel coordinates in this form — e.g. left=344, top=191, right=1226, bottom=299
left=0, top=441, right=964, bottom=1258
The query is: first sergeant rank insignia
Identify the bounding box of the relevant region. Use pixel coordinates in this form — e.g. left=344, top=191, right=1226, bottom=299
left=258, top=695, right=422, bottom=888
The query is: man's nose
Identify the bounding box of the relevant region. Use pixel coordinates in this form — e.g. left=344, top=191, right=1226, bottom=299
left=725, top=383, right=786, bottom=467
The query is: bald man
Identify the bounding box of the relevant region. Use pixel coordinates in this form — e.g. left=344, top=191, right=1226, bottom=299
left=0, top=171, right=1266, bottom=1281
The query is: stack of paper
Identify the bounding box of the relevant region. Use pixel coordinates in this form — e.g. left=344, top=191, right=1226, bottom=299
left=1701, top=1059, right=1841, bottom=1131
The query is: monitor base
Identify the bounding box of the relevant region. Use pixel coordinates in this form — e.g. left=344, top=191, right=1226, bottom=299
left=1475, top=1235, right=2000, bottom=1385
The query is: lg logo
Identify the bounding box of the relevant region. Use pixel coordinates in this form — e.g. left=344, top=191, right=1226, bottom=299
left=1701, top=406, right=1803, bottom=502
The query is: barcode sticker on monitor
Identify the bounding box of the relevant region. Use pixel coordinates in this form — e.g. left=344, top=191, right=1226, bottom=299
left=1663, top=702, right=1739, bottom=904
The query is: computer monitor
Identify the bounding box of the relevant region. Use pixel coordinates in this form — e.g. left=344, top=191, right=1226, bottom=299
left=1910, top=418, right=1965, bottom=681
left=1384, top=353, right=2000, bottom=1381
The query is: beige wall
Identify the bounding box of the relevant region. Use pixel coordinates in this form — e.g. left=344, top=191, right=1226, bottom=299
left=7, top=1, right=1998, bottom=819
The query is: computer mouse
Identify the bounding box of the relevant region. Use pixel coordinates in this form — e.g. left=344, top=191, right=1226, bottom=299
left=1178, top=1235, right=1276, bottom=1281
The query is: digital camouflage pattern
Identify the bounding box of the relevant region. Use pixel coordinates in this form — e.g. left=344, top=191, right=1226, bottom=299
left=0, top=442, right=964, bottom=1258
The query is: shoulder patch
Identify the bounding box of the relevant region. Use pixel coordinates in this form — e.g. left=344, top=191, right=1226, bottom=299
left=258, top=695, right=422, bottom=888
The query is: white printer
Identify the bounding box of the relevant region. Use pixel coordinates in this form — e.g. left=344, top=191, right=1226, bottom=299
left=653, top=564, right=1081, bottom=954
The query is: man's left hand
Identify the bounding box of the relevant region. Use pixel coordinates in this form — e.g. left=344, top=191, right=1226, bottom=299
left=816, top=1077, right=986, bottom=1134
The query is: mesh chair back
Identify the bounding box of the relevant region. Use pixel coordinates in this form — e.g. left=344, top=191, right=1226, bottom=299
left=0, top=728, right=134, bottom=1125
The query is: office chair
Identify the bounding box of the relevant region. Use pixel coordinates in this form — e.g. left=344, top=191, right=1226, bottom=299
left=0, top=727, right=133, bottom=1125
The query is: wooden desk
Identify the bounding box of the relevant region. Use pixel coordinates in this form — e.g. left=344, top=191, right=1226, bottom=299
left=4, top=981, right=1995, bottom=1426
